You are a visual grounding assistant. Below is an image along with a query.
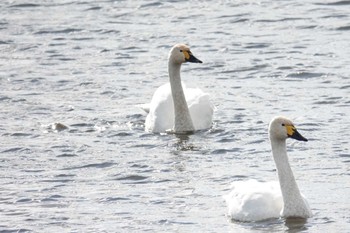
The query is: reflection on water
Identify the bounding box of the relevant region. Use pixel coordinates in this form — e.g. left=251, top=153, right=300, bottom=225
left=285, top=217, right=308, bottom=233
left=228, top=217, right=309, bottom=233
left=173, top=134, right=200, bottom=152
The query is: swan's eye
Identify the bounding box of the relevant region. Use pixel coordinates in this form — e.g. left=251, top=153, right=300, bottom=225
left=179, top=50, right=183, bottom=52
left=282, top=123, right=285, bottom=126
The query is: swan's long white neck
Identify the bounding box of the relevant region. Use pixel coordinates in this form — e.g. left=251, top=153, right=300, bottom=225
left=168, top=61, right=195, bottom=133
left=270, top=138, right=310, bottom=217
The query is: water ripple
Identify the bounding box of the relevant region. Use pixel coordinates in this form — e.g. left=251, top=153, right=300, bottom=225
left=315, top=1, right=350, bottom=6
left=62, top=162, right=116, bottom=170
left=286, top=72, right=325, bottom=79
left=34, top=28, right=83, bottom=34
left=9, top=3, right=40, bottom=8
left=114, top=175, right=149, bottom=181
left=211, top=148, right=241, bottom=154
left=336, top=25, right=350, bottom=31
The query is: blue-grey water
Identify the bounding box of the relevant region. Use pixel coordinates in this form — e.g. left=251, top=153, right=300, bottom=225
left=1, top=0, right=349, bottom=232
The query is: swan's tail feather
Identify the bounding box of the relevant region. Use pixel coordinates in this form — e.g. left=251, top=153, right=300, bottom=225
left=137, top=104, right=150, bottom=113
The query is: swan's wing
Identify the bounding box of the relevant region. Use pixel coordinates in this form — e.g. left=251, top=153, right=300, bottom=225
left=224, top=180, right=283, bottom=222
left=185, top=87, right=214, bottom=130
left=145, top=83, right=174, bottom=133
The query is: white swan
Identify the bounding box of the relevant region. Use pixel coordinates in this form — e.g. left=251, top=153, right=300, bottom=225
left=224, top=116, right=312, bottom=222
left=144, top=44, right=213, bottom=134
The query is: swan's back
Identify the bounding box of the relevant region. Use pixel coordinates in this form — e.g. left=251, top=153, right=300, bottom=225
left=145, top=83, right=213, bottom=133
left=186, top=87, right=213, bottom=130
left=224, top=180, right=283, bottom=222
left=145, top=83, right=174, bottom=132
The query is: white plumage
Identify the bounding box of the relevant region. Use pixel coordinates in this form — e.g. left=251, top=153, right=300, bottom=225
left=225, top=180, right=283, bottom=222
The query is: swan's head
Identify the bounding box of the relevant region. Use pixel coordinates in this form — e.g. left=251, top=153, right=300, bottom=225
left=269, top=116, right=308, bottom=142
left=168, top=44, right=203, bottom=64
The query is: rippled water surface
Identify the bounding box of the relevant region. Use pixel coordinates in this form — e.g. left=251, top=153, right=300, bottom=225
left=1, top=0, right=349, bottom=232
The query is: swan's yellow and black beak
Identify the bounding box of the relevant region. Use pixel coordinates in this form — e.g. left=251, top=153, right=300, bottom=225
left=286, top=125, right=308, bottom=142
left=183, top=50, right=203, bottom=63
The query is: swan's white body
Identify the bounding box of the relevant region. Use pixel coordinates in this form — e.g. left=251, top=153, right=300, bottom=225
left=225, top=180, right=283, bottom=222
left=145, top=83, right=212, bottom=133
left=144, top=44, right=213, bottom=133
left=225, top=116, right=312, bottom=222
